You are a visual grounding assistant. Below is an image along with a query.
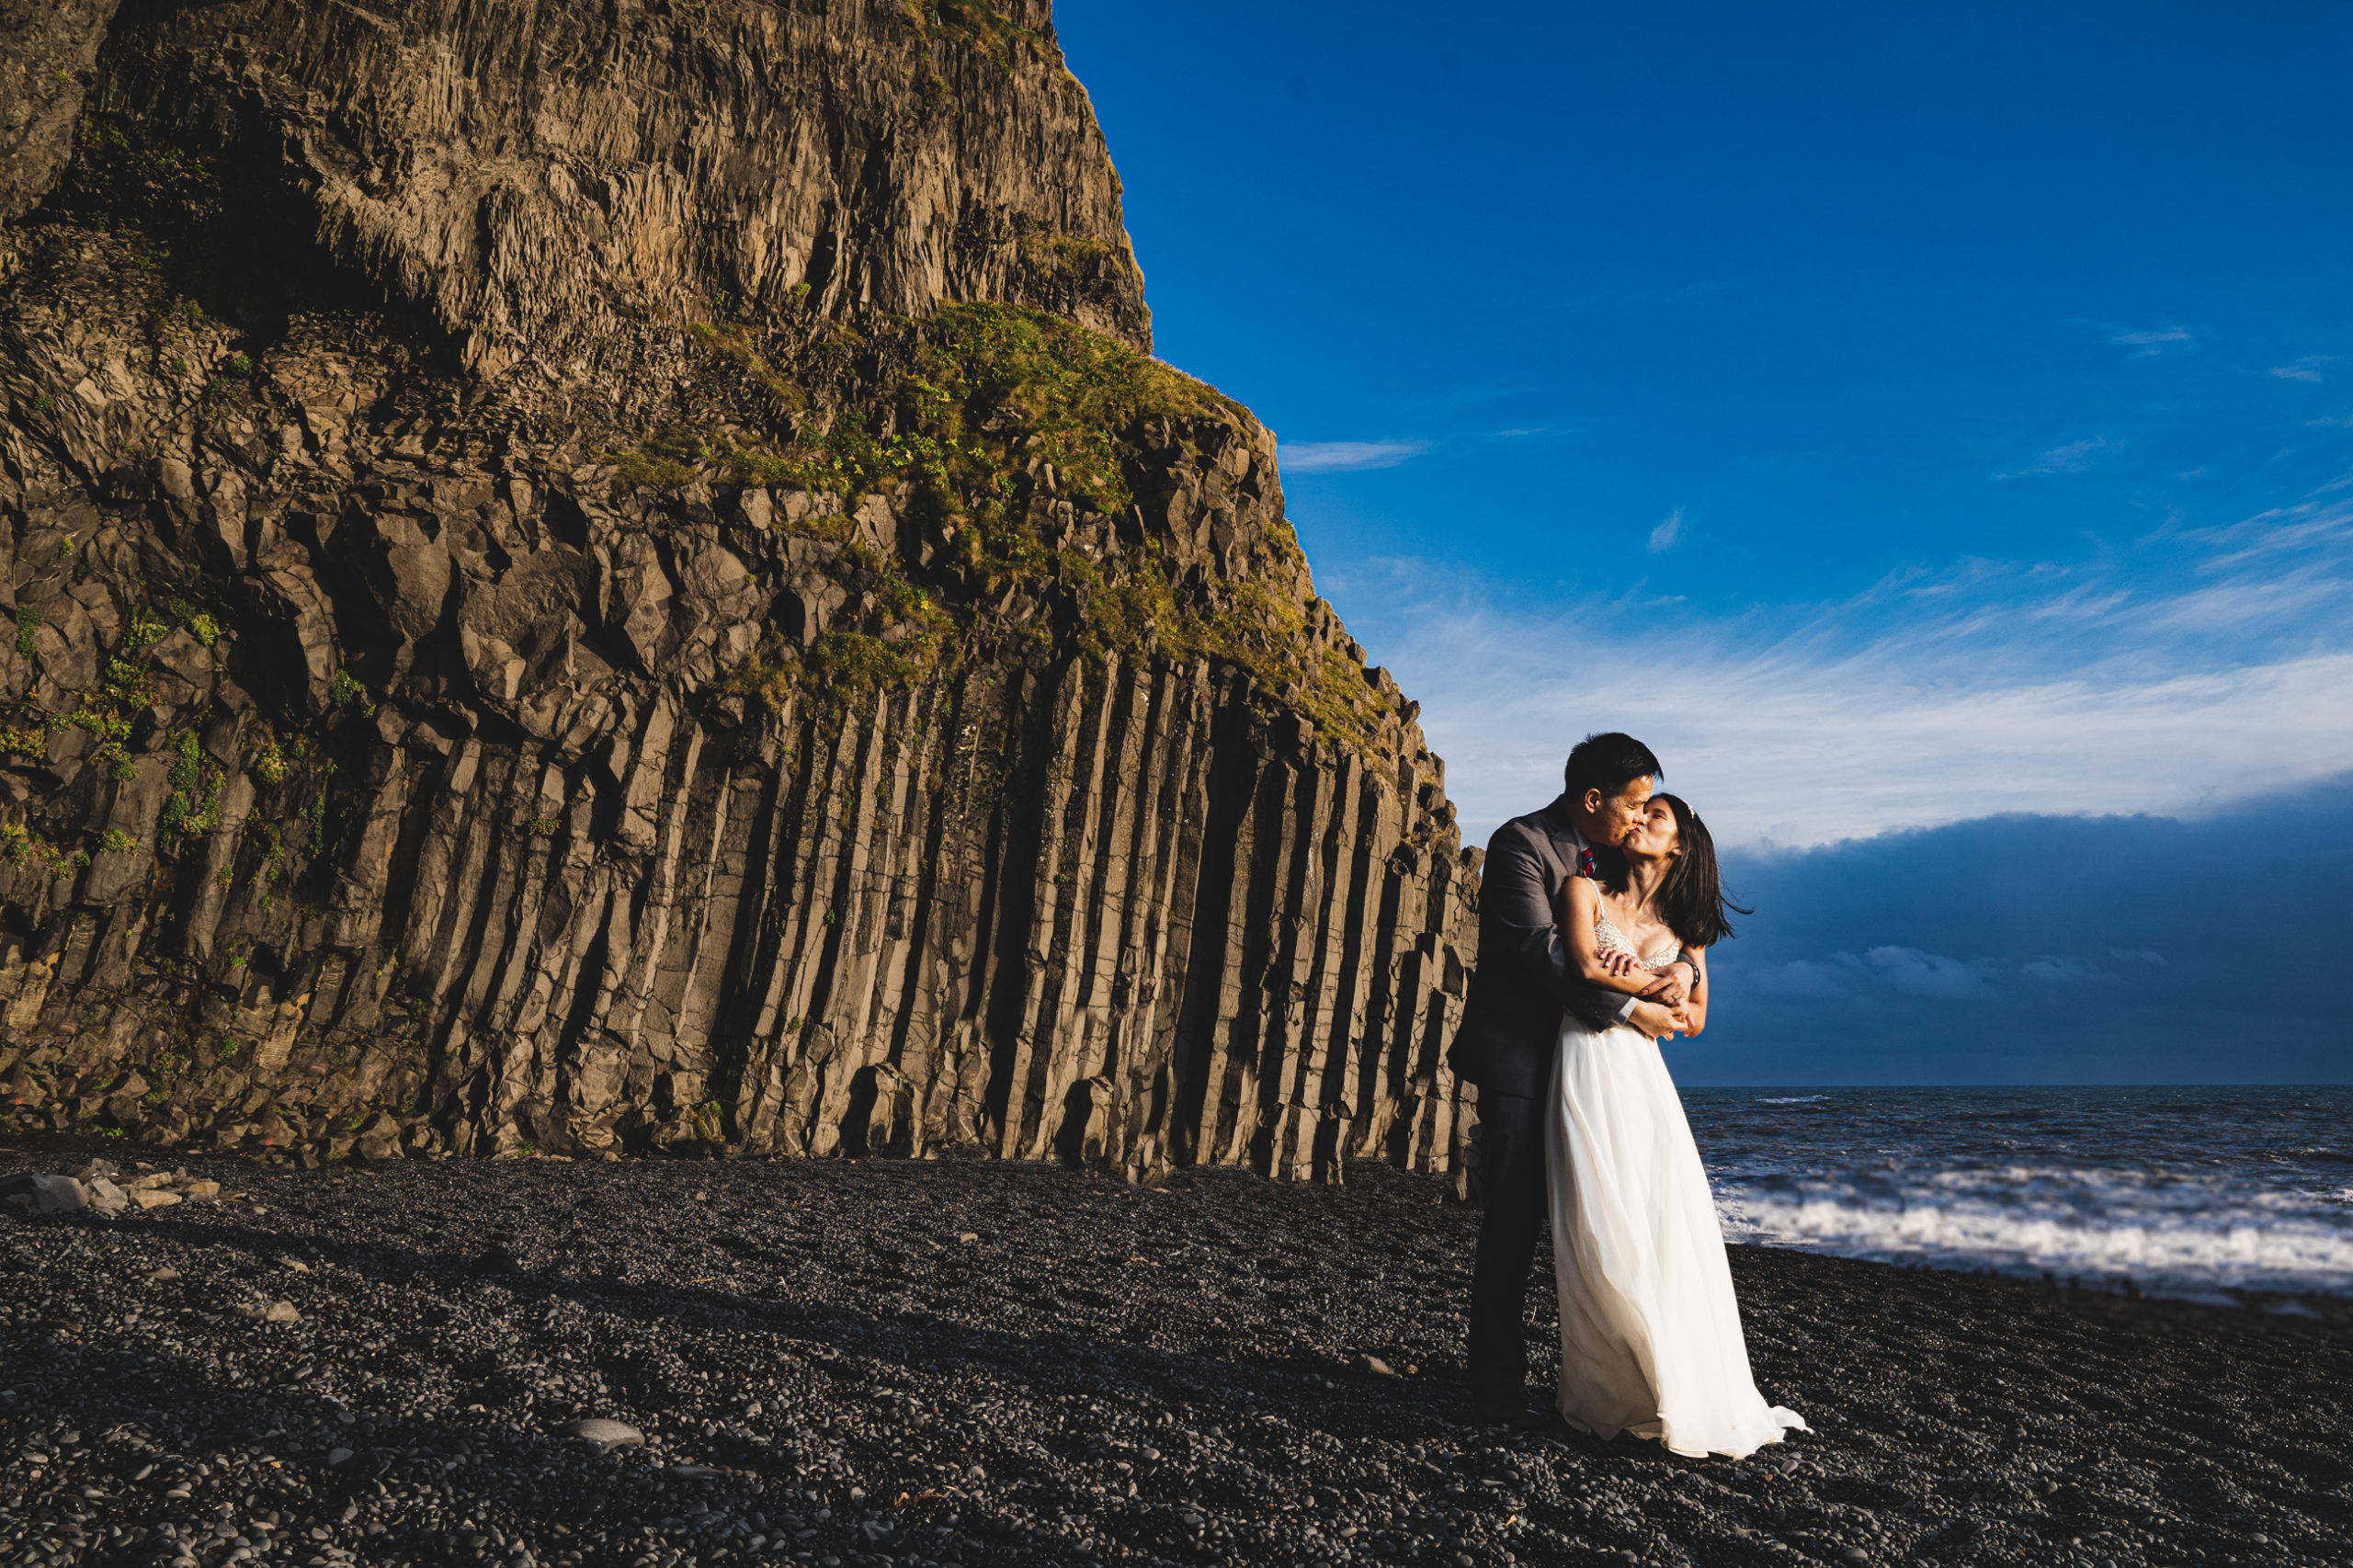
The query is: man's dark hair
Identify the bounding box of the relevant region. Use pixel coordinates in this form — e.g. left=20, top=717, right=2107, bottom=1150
left=1562, top=732, right=1662, bottom=801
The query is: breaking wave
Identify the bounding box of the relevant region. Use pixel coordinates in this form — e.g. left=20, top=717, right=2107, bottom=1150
left=1685, top=1085, right=2353, bottom=1300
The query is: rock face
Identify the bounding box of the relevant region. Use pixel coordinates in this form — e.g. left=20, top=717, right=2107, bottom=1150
left=0, top=0, right=123, bottom=225
left=0, top=0, right=1483, bottom=1183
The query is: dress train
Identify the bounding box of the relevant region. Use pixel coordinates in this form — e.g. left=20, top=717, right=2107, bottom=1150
left=1546, top=1017, right=1808, bottom=1460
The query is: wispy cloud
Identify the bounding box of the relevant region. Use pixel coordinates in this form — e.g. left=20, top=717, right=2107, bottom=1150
left=2110, top=325, right=2192, bottom=358
left=2309, top=414, right=2353, bottom=428
left=1647, top=508, right=1685, bottom=554
left=1995, top=436, right=2113, bottom=480
left=1279, top=438, right=1430, bottom=474
left=2270, top=356, right=2332, bottom=382
left=1333, top=496, right=2353, bottom=848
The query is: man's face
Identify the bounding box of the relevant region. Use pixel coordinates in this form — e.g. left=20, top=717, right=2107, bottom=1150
left=1586, top=777, right=1654, bottom=846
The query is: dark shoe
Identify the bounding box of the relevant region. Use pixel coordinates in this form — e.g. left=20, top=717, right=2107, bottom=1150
left=1469, top=1385, right=1529, bottom=1426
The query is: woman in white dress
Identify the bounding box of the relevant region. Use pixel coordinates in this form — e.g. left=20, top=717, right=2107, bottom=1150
left=1545, top=792, right=1808, bottom=1459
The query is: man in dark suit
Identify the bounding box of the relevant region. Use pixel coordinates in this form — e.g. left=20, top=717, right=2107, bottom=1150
left=1449, top=731, right=1696, bottom=1423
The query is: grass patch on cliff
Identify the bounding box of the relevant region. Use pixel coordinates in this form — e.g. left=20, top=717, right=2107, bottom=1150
left=722, top=543, right=958, bottom=715
left=649, top=305, right=1393, bottom=753
left=689, top=322, right=808, bottom=413
left=1061, top=546, right=1387, bottom=755
left=899, top=1, right=1049, bottom=69
left=918, top=301, right=1243, bottom=512
left=628, top=301, right=1243, bottom=577
left=656, top=302, right=1237, bottom=505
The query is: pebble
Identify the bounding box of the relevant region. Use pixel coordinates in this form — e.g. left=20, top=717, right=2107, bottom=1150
left=563, top=1418, right=645, bottom=1448
left=0, top=1135, right=2345, bottom=1568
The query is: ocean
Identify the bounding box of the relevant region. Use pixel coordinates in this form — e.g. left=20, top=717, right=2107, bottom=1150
left=1680, top=1085, right=2353, bottom=1302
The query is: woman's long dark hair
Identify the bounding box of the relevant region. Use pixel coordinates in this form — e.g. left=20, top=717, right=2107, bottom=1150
left=1592, top=794, right=1748, bottom=948
left=1654, top=793, right=1746, bottom=948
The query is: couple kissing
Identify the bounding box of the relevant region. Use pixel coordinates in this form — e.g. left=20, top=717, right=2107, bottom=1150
left=1450, top=733, right=1807, bottom=1460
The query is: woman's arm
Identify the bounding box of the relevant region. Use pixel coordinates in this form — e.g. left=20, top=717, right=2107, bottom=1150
left=1678, top=948, right=1710, bottom=1035
left=1559, top=878, right=1666, bottom=997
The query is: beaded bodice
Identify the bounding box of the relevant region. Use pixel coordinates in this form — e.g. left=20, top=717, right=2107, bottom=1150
left=1596, top=910, right=1680, bottom=971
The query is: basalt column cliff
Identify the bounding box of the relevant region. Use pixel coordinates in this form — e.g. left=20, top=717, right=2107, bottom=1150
left=0, top=0, right=1482, bottom=1183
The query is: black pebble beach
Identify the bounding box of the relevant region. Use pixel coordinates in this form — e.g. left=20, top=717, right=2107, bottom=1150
left=4, top=1137, right=2347, bottom=1568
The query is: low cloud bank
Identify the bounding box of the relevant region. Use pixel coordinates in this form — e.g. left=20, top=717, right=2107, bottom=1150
left=1669, top=778, right=2353, bottom=1084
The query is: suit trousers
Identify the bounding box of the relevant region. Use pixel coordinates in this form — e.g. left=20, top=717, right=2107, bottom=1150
left=1466, top=1087, right=1550, bottom=1399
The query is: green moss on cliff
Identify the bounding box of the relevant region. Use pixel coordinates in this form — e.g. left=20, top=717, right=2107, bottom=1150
left=646, top=303, right=1395, bottom=755
left=634, top=301, right=1237, bottom=521
left=899, top=1, right=1048, bottom=70
left=1062, top=547, right=1387, bottom=755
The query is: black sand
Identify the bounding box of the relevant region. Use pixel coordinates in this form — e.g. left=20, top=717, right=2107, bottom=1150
left=3, top=1136, right=2347, bottom=1568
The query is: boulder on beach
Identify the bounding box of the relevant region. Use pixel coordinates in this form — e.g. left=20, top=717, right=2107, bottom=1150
left=1, top=1172, right=87, bottom=1216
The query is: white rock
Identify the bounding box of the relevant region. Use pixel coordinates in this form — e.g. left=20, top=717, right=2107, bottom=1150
left=563, top=1417, right=644, bottom=1449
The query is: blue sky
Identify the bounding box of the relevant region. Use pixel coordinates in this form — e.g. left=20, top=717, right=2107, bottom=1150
left=1055, top=2, right=2353, bottom=1083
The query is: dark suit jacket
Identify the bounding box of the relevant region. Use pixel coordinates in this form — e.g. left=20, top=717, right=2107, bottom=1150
left=1449, top=795, right=1647, bottom=1098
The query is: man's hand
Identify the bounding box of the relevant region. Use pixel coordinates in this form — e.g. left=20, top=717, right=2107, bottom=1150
left=1597, top=949, right=1638, bottom=979
left=1628, top=1001, right=1680, bottom=1039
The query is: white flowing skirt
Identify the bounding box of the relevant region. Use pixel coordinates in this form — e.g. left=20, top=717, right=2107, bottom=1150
left=1545, top=1018, right=1809, bottom=1459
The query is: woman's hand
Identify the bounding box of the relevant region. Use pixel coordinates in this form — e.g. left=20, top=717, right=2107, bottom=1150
left=1599, top=949, right=1639, bottom=979
left=1637, top=961, right=1695, bottom=1006
left=1638, top=973, right=1688, bottom=1006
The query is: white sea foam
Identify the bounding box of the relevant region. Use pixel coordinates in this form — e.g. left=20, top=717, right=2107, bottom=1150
left=1714, top=1190, right=2353, bottom=1296
left=1686, top=1086, right=2353, bottom=1299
